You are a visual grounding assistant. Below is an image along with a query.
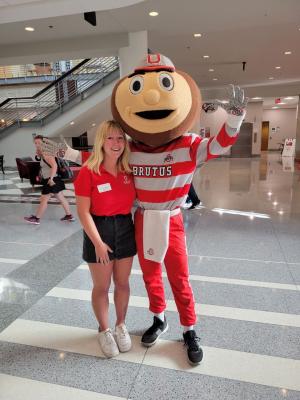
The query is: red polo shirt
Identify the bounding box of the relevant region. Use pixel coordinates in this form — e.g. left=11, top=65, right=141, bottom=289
left=74, top=165, right=136, bottom=216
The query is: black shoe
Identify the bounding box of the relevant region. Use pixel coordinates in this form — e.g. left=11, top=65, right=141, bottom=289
left=141, top=316, right=168, bottom=347
left=188, top=201, right=202, bottom=210
left=183, top=330, right=203, bottom=365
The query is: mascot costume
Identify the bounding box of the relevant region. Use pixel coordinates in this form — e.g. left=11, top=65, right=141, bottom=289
left=43, top=53, right=247, bottom=365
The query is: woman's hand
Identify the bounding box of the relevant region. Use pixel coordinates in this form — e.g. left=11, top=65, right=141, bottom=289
left=48, top=178, right=55, bottom=186
left=95, top=241, right=113, bottom=265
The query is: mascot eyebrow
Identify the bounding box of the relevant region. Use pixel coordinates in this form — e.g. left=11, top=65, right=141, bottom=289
left=128, top=69, right=174, bottom=78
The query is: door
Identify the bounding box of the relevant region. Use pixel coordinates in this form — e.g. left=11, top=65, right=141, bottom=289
left=261, top=121, right=269, bottom=151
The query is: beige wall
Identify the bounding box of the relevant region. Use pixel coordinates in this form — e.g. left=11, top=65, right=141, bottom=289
left=262, top=108, right=297, bottom=150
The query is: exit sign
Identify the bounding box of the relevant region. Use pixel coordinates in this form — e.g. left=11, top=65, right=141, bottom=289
left=275, top=98, right=281, bottom=104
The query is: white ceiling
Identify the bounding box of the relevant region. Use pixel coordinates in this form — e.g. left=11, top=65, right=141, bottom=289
left=0, top=0, right=300, bottom=95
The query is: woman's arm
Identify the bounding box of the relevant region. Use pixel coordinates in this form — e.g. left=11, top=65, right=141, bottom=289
left=76, top=196, right=113, bottom=264
left=43, top=154, right=57, bottom=184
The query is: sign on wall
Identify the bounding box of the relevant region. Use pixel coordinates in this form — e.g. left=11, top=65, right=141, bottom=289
left=282, top=138, right=296, bottom=157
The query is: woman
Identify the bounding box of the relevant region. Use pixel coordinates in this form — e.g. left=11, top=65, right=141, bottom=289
left=24, top=135, right=75, bottom=225
left=74, top=120, right=136, bottom=358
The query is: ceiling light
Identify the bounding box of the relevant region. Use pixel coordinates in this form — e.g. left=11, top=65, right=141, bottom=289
left=272, top=106, right=279, bottom=109
left=149, top=11, right=159, bottom=16
left=92, top=123, right=96, bottom=127
left=212, top=78, right=218, bottom=81
left=0, top=119, right=4, bottom=123
left=278, top=210, right=284, bottom=215
left=25, top=26, right=35, bottom=32
left=209, top=68, right=214, bottom=72
left=284, top=51, right=292, bottom=55
left=269, top=77, right=274, bottom=80
left=273, top=201, right=278, bottom=206
left=194, top=33, right=202, bottom=37
left=267, top=191, right=272, bottom=196
left=252, top=97, right=262, bottom=100
left=22, top=118, right=29, bottom=121
left=284, top=97, right=294, bottom=100
left=70, top=121, right=74, bottom=125
left=220, top=100, right=229, bottom=104
left=203, top=55, right=210, bottom=58
left=278, top=102, right=286, bottom=105
left=275, top=66, right=281, bottom=69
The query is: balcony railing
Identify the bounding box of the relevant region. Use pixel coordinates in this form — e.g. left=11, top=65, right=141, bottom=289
left=0, top=56, right=119, bottom=133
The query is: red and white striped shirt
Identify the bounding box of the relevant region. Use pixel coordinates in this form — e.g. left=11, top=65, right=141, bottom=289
left=129, top=122, right=239, bottom=210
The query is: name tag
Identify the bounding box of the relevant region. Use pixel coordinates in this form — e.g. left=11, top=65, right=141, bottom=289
left=97, top=183, right=112, bottom=193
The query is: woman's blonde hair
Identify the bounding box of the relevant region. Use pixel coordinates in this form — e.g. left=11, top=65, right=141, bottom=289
left=84, top=120, right=131, bottom=174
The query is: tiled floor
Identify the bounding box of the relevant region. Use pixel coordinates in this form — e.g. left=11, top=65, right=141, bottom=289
left=0, top=153, right=299, bottom=399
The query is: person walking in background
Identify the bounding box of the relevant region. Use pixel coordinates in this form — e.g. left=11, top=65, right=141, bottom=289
left=74, top=120, right=136, bottom=358
left=184, top=182, right=202, bottom=210
left=24, top=135, right=75, bottom=225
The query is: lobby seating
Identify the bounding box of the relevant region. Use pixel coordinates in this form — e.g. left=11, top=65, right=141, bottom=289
left=15, top=157, right=41, bottom=186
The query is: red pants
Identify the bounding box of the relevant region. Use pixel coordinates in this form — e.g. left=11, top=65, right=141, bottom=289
left=134, top=210, right=197, bottom=326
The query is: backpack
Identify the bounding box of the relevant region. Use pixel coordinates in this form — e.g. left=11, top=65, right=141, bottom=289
left=56, top=157, right=73, bottom=180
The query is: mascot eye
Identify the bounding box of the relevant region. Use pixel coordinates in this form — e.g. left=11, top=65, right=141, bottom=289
left=159, top=73, right=174, bottom=91
left=129, top=76, right=144, bottom=94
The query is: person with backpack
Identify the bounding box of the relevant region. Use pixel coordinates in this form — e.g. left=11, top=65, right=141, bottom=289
left=24, top=134, right=75, bottom=225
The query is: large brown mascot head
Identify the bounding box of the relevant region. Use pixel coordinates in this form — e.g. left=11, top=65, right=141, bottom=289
left=111, top=54, right=202, bottom=147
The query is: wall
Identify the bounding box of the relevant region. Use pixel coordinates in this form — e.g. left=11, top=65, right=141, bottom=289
left=199, top=102, right=262, bottom=156
left=262, top=108, right=297, bottom=150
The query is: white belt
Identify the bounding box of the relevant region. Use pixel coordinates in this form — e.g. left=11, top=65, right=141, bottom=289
left=140, top=208, right=181, bottom=263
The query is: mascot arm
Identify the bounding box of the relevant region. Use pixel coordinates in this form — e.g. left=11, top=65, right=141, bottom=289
left=196, top=85, right=248, bottom=166
left=41, top=137, right=83, bottom=165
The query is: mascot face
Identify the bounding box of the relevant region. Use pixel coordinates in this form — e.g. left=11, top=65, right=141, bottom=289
left=112, top=54, right=201, bottom=147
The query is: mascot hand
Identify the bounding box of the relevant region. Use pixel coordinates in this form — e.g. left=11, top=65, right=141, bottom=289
left=215, top=85, right=248, bottom=116
left=41, top=135, right=69, bottom=158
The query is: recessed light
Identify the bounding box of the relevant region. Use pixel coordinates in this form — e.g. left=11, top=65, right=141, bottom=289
left=70, top=121, right=74, bottom=125
left=25, top=26, right=35, bottom=32
left=275, top=66, right=281, bottom=69
left=203, top=55, right=210, bottom=58
left=194, top=33, right=202, bottom=37
left=284, top=51, right=292, bottom=55
left=212, top=78, right=218, bottom=81
left=22, top=118, right=29, bottom=121
left=278, top=210, right=284, bottom=215
left=0, top=119, right=4, bottom=123
left=149, top=11, right=159, bottom=16
left=267, top=191, right=272, bottom=196
left=273, top=201, right=278, bottom=206
left=92, top=123, right=96, bottom=127
left=269, top=77, right=274, bottom=80
left=252, top=97, right=262, bottom=100
left=209, top=68, right=214, bottom=72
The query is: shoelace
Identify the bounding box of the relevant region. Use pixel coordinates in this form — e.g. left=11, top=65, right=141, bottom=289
left=117, top=325, right=128, bottom=338
left=104, top=330, right=115, bottom=345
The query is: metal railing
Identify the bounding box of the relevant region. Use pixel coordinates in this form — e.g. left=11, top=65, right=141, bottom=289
left=0, top=56, right=119, bottom=132
left=0, top=60, right=83, bottom=80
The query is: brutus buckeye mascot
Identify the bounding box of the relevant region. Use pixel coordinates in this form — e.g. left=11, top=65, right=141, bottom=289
left=44, top=53, right=247, bottom=365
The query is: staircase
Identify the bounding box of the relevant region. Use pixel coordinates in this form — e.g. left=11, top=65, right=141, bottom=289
left=0, top=57, right=119, bottom=136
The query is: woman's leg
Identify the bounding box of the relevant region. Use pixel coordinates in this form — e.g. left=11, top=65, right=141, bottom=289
left=112, top=257, right=133, bottom=326
left=54, top=191, right=72, bottom=215
left=88, top=261, right=114, bottom=331
left=36, top=194, right=51, bottom=218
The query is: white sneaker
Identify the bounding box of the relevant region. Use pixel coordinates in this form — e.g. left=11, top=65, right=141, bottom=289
left=115, top=323, right=132, bottom=352
left=98, top=328, right=119, bottom=358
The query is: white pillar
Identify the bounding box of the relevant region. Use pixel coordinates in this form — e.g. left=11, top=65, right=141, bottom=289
left=118, top=31, right=148, bottom=77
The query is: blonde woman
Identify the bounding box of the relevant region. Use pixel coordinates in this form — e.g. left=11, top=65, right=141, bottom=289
left=74, top=120, right=136, bottom=358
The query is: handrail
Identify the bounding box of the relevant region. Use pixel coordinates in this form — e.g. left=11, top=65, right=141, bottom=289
left=0, top=56, right=119, bottom=132
left=0, top=59, right=90, bottom=108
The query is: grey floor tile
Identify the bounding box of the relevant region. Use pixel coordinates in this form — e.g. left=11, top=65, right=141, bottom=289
left=22, top=297, right=300, bottom=359
left=0, top=263, right=21, bottom=277
left=129, top=364, right=300, bottom=400
left=187, top=256, right=297, bottom=284
left=0, top=341, right=138, bottom=399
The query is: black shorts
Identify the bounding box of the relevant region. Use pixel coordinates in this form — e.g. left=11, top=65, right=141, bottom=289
left=83, top=213, right=137, bottom=263
left=41, top=177, right=66, bottom=195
